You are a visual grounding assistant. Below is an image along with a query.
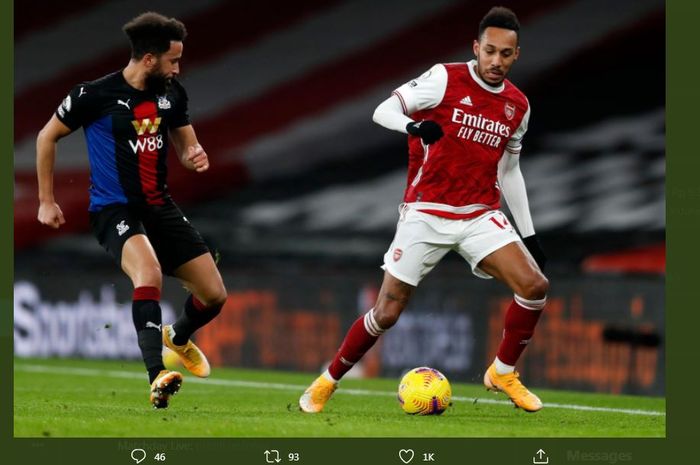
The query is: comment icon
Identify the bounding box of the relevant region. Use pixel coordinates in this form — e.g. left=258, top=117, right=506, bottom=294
left=131, top=449, right=147, bottom=464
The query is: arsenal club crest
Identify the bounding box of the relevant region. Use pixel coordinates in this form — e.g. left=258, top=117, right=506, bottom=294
left=393, top=248, right=403, bottom=262
left=504, top=102, right=516, bottom=120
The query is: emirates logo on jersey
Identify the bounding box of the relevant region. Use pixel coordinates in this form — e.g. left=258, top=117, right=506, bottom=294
left=393, top=248, right=403, bottom=262
left=452, top=108, right=510, bottom=148
left=504, top=102, right=516, bottom=120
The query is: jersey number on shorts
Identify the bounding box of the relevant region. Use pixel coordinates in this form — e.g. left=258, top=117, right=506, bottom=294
left=489, top=214, right=509, bottom=230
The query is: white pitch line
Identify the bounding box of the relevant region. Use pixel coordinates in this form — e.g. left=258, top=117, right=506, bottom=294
left=15, top=364, right=665, bottom=417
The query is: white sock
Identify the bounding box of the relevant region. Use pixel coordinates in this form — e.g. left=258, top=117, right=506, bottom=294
left=494, top=356, right=515, bottom=375
left=322, top=369, right=338, bottom=383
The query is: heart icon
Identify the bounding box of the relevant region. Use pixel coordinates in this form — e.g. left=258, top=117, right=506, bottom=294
left=399, top=449, right=415, bottom=464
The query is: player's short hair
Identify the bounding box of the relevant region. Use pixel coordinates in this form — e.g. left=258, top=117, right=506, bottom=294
left=478, top=6, right=520, bottom=42
left=123, top=12, right=187, bottom=59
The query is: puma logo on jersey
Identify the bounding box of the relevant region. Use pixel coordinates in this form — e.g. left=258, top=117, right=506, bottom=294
left=117, top=99, right=131, bottom=109
left=460, top=96, right=473, bottom=106
left=116, top=220, right=130, bottom=236
left=146, top=321, right=162, bottom=331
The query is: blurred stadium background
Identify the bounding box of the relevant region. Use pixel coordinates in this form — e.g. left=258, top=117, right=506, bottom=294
left=14, top=0, right=664, bottom=396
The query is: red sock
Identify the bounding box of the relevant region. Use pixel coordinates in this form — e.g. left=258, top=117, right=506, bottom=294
left=133, top=286, right=161, bottom=301
left=191, top=295, right=207, bottom=310
left=496, top=295, right=545, bottom=366
left=327, top=309, right=384, bottom=381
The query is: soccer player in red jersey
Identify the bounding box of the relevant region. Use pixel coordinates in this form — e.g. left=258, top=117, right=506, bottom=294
left=36, top=12, right=227, bottom=409
left=300, top=6, right=548, bottom=413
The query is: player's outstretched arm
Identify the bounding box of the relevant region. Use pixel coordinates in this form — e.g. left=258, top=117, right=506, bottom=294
left=36, top=115, right=72, bottom=228
left=170, top=125, right=209, bottom=173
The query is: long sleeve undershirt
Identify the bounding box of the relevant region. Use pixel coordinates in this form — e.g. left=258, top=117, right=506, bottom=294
left=372, top=94, right=413, bottom=133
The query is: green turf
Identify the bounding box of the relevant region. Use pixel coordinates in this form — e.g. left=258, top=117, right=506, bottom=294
left=14, top=357, right=665, bottom=437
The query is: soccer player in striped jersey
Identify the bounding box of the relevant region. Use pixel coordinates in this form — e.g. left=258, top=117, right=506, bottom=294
left=300, top=6, right=548, bottom=414
left=36, top=12, right=227, bottom=409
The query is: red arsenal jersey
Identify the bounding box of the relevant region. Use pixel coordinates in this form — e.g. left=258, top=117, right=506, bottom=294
left=393, top=60, right=530, bottom=219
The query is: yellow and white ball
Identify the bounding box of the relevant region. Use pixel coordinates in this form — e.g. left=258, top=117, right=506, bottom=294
left=162, top=347, right=183, bottom=370
left=398, top=367, right=452, bottom=415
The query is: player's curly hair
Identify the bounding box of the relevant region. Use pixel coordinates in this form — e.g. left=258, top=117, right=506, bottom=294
left=478, top=6, right=520, bottom=42
left=123, top=12, right=187, bottom=59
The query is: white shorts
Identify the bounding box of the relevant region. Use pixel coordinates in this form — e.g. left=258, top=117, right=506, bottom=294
left=382, top=205, right=521, bottom=286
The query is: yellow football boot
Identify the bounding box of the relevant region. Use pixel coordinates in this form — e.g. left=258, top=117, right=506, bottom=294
left=299, top=374, right=338, bottom=413
left=162, top=325, right=211, bottom=378
left=483, top=363, right=543, bottom=412
left=150, top=370, right=183, bottom=409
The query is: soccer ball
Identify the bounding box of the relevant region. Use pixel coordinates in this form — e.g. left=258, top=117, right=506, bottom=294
left=397, top=367, right=452, bottom=415
left=162, top=347, right=182, bottom=370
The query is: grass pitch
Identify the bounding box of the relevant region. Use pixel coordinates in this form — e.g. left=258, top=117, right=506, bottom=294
left=14, top=357, right=665, bottom=437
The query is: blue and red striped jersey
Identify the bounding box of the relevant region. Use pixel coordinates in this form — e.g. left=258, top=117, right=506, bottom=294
left=55, top=70, right=190, bottom=212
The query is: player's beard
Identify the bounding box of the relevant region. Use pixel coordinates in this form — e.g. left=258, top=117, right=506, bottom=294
left=475, top=60, right=505, bottom=87
left=481, top=68, right=504, bottom=87
left=145, top=67, right=171, bottom=95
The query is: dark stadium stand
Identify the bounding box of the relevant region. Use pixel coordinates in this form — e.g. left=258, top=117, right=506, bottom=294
left=15, top=0, right=664, bottom=268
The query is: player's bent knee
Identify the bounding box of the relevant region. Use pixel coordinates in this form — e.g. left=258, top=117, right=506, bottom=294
left=198, top=285, right=227, bottom=310
left=523, top=275, right=549, bottom=300
left=131, top=265, right=162, bottom=289
left=209, top=289, right=228, bottom=309
left=373, top=305, right=403, bottom=330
